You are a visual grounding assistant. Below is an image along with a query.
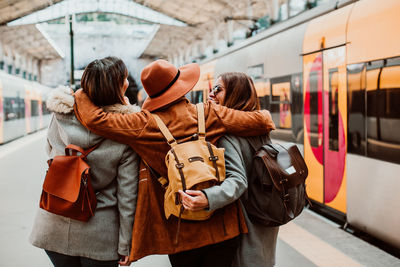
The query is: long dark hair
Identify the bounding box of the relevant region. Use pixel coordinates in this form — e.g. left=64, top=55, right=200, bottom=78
left=81, top=56, right=128, bottom=106
left=219, top=72, right=260, bottom=111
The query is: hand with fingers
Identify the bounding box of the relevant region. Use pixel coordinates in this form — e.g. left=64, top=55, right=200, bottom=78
left=119, top=255, right=131, bottom=266
left=178, top=190, right=209, bottom=211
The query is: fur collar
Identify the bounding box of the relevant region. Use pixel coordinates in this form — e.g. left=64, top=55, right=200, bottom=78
left=46, top=86, right=141, bottom=114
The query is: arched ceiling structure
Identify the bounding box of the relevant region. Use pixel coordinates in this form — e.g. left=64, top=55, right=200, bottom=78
left=1, top=0, right=290, bottom=60
left=136, top=0, right=289, bottom=59
left=0, top=24, right=64, bottom=59
left=0, top=0, right=63, bottom=25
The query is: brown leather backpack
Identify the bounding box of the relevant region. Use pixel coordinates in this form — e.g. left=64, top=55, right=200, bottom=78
left=243, top=136, right=309, bottom=226
left=40, top=142, right=102, bottom=222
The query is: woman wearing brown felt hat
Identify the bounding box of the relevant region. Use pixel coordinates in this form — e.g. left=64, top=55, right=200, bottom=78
left=73, top=59, right=275, bottom=266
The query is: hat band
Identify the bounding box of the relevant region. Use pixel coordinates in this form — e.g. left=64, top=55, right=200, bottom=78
left=149, top=70, right=181, bottom=98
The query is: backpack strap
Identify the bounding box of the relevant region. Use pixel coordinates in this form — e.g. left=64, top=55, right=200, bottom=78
left=196, top=103, right=206, bottom=140
left=65, top=139, right=104, bottom=159
left=247, top=135, right=272, bottom=153
left=83, top=139, right=105, bottom=156
left=151, top=113, right=178, bottom=147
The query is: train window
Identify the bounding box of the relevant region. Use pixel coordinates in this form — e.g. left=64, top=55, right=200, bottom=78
left=348, top=58, right=400, bottom=164
left=254, top=79, right=270, bottom=110
left=31, top=100, right=39, bottom=117
left=42, top=101, right=51, bottom=115
left=309, top=70, right=319, bottom=147
left=291, top=74, right=303, bottom=143
left=329, top=69, right=339, bottom=151
left=271, top=80, right=292, bottom=129
left=366, top=60, right=400, bottom=164
left=0, top=61, right=4, bottom=70
left=347, top=64, right=366, bottom=155
left=188, top=90, right=204, bottom=104
left=4, top=97, right=19, bottom=121
left=18, top=98, right=25, bottom=119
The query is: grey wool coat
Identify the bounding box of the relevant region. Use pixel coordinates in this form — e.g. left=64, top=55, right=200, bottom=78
left=30, top=86, right=140, bottom=261
left=211, top=135, right=279, bottom=267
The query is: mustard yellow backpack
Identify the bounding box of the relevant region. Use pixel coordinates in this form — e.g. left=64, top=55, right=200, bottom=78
left=151, top=103, right=225, bottom=222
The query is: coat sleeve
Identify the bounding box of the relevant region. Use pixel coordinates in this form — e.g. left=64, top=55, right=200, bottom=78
left=202, top=136, right=248, bottom=211
left=46, top=114, right=66, bottom=158
left=208, top=101, right=275, bottom=136
left=116, top=146, right=140, bottom=256
left=73, top=89, right=147, bottom=144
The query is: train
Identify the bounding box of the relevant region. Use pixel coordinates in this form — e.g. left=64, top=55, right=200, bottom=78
left=0, top=70, right=53, bottom=144
left=189, top=0, right=400, bottom=251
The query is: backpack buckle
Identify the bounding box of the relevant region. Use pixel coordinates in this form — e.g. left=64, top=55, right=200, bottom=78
left=209, top=156, right=218, bottom=161
left=279, top=178, right=288, bottom=184
left=283, top=193, right=290, bottom=202
left=175, top=163, right=184, bottom=169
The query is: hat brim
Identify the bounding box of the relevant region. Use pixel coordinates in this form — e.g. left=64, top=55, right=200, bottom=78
left=142, top=63, right=200, bottom=112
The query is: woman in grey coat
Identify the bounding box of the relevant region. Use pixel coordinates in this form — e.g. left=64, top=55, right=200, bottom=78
left=209, top=72, right=279, bottom=267
left=179, top=72, right=278, bottom=267
left=30, top=57, right=140, bottom=267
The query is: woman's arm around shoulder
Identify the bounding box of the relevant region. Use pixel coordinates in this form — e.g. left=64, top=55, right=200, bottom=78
left=73, top=89, right=148, bottom=144
left=116, top=146, right=140, bottom=259
left=207, top=101, right=275, bottom=137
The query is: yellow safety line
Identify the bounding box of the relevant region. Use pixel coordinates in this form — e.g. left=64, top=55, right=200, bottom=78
left=279, top=222, right=364, bottom=267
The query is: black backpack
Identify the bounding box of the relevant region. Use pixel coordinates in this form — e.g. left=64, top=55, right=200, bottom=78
left=242, top=135, right=309, bottom=227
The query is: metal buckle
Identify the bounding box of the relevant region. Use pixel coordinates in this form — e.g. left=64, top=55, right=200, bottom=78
left=82, top=177, right=88, bottom=187
left=279, top=178, right=288, bottom=184
left=175, top=163, right=184, bottom=169
left=283, top=193, right=290, bottom=202
left=209, top=156, right=218, bottom=161
left=168, top=139, right=176, bottom=145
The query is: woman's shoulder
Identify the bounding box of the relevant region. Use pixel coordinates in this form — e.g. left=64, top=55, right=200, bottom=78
left=219, top=135, right=249, bottom=147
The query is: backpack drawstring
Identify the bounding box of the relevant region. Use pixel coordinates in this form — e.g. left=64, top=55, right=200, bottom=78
left=174, top=205, right=184, bottom=245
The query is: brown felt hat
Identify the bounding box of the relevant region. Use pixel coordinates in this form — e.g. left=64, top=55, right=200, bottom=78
left=141, top=60, right=200, bottom=112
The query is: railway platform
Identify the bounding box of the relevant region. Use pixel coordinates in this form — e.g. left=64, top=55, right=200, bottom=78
left=0, top=131, right=399, bottom=267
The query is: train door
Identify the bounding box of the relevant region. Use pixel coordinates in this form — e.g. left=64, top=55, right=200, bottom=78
left=303, top=46, right=347, bottom=214
left=322, top=47, right=347, bottom=213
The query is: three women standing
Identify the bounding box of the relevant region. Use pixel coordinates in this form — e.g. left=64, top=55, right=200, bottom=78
left=31, top=57, right=277, bottom=267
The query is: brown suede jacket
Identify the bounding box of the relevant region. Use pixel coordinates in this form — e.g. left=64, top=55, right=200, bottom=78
left=73, top=89, right=276, bottom=261
left=73, top=89, right=275, bottom=178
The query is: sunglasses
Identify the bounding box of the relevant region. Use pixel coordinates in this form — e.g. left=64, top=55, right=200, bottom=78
left=210, top=84, right=223, bottom=95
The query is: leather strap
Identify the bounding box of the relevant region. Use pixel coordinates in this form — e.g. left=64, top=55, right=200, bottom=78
left=206, top=142, right=220, bottom=182
left=65, top=139, right=104, bottom=157
left=196, top=103, right=206, bottom=140
left=151, top=113, right=177, bottom=147
left=171, top=148, right=187, bottom=191
left=84, top=139, right=105, bottom=156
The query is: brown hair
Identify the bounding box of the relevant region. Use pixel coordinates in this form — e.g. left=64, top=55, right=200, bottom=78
left=81, top=56, right=128, bottom=106
left=219, top=72, right=260, bottom=111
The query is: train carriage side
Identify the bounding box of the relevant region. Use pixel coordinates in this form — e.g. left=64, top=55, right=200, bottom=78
left=302, top=0, right=353, bottom=219
left=0, top=71, right=52, bottom=144
left=212, top=22, right=307, bottom=145
left=345, top=0, right=400, bottom=249
left=0, top=71, right=29, bottom=143
left=303, top=0, right=400, bottom=249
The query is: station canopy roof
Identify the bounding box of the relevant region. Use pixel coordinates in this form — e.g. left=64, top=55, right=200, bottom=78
left=0, top=0, right=285, bottom=59
left=0, top=0, right=63, bottom=25
left=136, top=0, right=276, bottom=58
left=0, top=24, right=64, bottom=59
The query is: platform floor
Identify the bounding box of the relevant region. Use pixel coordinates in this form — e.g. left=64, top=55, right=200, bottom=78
left=0, top=130, right=399, bottom=267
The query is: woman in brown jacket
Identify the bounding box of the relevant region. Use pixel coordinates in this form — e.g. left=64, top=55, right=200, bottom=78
left=72, top=59, right=275, bottom=267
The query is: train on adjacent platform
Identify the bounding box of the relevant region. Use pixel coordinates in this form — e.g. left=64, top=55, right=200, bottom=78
left=0, top=70, right=52, bottom=144
left=189, top=0, right=400, bottom=251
